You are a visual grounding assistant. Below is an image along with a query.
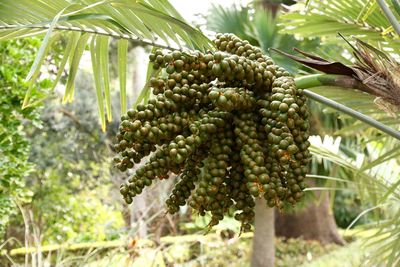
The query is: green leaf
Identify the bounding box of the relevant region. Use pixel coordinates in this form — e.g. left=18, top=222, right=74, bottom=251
left=63, top=33, right=90, bottom=103
left=346, top=204, right=387, bottom=230
left=360, top=1, right=377, bottom=22
left=52, top=31, right=81, bottom=91
left=117, top=39, right=128, bottom=115
left=98, top=35, right=112, bottom=122
left=90, top=36, right=106, bottom=132
left=306, top=174, right=353, bottom=183
left=0, top=29, right=44, bottom=41
left=59, top=13, right=131, bottom=34
left=0, top=0, right=215, bottom=126
left=147, top=0, right=185, bottom=21
left=360, top=145, right=400, bottom=172
left=380, top=178, right=400, bottom=202
left=303, top=187, right=350, bottom=191
left=279, top=0, right=399, bottom=50
left=115, top=8, right=155, bottom=40
left=22, top=33, right=61, bottom=108
left=303, top=87, right=400, bottom=141
left=133, top=71, right=157, bottom=108
left=392, top=0, right=400, bottom=16
left=133, top=48, right=160, bottom=109
left=134, top=10, right=169, bottom=45
left=309, top=144, right=389, bottom=202
left=25, top=5, right=73, bottom=82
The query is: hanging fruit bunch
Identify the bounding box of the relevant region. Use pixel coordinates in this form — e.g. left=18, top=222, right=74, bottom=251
left=114, top=33, right=311, bottom=232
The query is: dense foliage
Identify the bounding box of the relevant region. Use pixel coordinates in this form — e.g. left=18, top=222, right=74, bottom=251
left=1, top=40, right=124, bottom=245
left=0, top=39, right=52, bottom=238
left=22, top=87, right=124, bottom=244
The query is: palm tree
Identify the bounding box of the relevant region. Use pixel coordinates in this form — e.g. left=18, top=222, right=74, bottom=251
left=0, top=0, right=214, bottom=131
left=1, top=0, right=400, bottom=266
left=280, top=1, right=400, bottom=265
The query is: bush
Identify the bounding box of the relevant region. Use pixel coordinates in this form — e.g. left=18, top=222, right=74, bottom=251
left=333, top=191, right=369, bottom=228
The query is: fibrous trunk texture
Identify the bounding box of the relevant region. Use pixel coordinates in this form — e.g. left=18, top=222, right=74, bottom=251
left=275, top=192, right=344, bottom=245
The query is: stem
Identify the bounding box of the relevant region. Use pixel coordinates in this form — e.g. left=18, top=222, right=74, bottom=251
left=377, top=0, right=400, bottom=35
left=302, top=89, right=400, bottom=140
left=0, top=25, right=180, bottom=51
left=251, top=199, right=274, bottom=267
left=295, top=74, right=400, bottom=140
left=295, top=74, right=373, bottom=94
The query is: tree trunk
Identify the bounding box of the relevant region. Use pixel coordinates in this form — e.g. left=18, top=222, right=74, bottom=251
left=275, top=192, right=344, bottom=245
left=251, top=198, right=275, bottom=267
left=128, top=46, right=148, bottom=238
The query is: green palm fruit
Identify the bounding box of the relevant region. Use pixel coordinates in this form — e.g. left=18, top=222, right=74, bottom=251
left=114, top=33, right=311, bottom=233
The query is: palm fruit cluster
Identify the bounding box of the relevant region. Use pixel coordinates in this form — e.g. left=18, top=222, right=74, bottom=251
left=114, top=33, right=311, bottom=232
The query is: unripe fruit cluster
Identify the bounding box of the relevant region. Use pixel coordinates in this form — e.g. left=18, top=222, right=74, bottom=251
left=114, top=33, right=311, bottom=232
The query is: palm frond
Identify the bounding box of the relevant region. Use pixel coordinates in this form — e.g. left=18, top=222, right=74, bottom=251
left=0, top=0, right=214, bottom=129
left=206, top=4, right=259, bottom=46
left=205, top=4, right=320, bottom=74
left=279, top=0, right=400, bottom=50
left=117, top=38, right=128, bottom=114
left=294, top=81, right=400, bottom=141
left=310, top=134, right=400, bottom=265
left=133, top=47, right=161, bottom=109
left=393, top=0, right=400, bottom=16
left=0, top=0, right=213, bottom=50
left=306, top=86, right=400, bottom=135
left=279, top=37, right=400, bottom=112
left=377, top=0, right=400, bottom=35
left=363, top=208, right=400, bottom=266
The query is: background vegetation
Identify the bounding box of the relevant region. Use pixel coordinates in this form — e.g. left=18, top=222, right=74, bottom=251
left=0, top=0, right=399, bottom=266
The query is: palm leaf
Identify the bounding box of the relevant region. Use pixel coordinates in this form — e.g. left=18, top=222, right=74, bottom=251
left=90, top=36, right=106, bottom=131
left=205, top=4, right=321, bottom=74
left=63, top=33, right=90, bottom=103
left=310, top=136, right=400, bottom=265
left=22, top=33, right=61, bottom=108
left=310, top=141, right=400, bottom=203
left=98, top=35, right=112, bottom=122
left=309, top=86, right=397, bottom=115
left=306, top=86, right=400, bottom=136
left=51, top=31, right=81, bottom=91
left=117, top=39, right=128, bottom=115
left=0, top=0, right=214, bottom=127
left=206, top=4, right=259, bottom=46
left=377, top=0, right=400, bottom=35
left=279, top=0, right=400, bottom=50
left=393, top=0, right=400, bottom=16
left=133, top=47, right=161, bottom=109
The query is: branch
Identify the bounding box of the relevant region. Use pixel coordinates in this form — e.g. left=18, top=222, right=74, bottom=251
left=57, top=108, right=98, bottom=140
left=377, top=0, right=400, bottom=36
left=0, top=25, right=181, bottom=51
left=295, top=75, right=400, bottom=140
left=295, top=74, right=374, bottom=93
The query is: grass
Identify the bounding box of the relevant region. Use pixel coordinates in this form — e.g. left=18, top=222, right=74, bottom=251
left=301, top=241, right=365, bottom=267
left=3, top=229, right=372, bottom=266
left=80, top=235, right=340, bottom=267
